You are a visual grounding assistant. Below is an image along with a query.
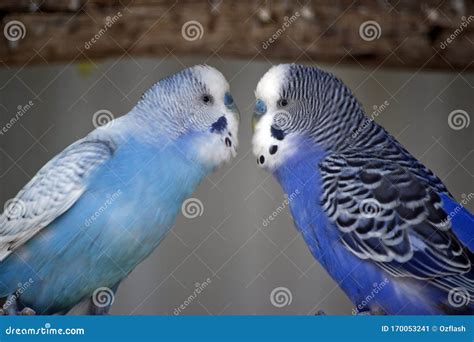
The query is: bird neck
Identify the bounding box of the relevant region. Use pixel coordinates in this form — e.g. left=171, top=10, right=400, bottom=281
left=335, top=114, right=388, bottom=152
left=126, top=106, right=182, bottom=142
left=273, top=141, right=327, bottom=198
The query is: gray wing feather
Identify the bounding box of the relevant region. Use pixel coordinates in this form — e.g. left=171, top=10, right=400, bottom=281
left=0, top=138, right=116, bottom=261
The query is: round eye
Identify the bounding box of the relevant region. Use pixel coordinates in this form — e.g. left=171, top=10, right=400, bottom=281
left=202, top=94, right=213, bottom=104
left=278, top=98, right=288, bottom=107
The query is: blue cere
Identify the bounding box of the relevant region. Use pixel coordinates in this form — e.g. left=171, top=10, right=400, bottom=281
left=224, top=92, right=234, bottom=108
left=254, top=99, right=267, bottom=116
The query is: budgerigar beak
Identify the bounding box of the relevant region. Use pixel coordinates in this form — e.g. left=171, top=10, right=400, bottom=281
left=252, top=113, right=260, bottom=133
left=231, top=104, right=241, bottom=122
left=252, top=99, right=266, bottom=133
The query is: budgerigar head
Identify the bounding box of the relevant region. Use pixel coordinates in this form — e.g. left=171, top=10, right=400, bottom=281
left=252, top=64, right=365, bottom=172
left=133, top=65, right=239, bottom=169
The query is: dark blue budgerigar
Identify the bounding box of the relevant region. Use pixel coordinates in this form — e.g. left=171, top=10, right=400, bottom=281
left=252, top=64, right=473, bottom=315
left=0, top=65, right=239, bottom=315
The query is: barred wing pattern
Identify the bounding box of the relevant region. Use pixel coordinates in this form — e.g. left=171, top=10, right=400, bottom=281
left=319, top=147, right=473, bottom=301
left=0, top=138, right=116, bottom=261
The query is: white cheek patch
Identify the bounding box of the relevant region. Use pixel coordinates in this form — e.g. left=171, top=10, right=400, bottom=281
left=252, top=113, right=296, bottom=171
left=197, top=134, right=233, bottom=167
left=253, top=64, right=294, bottom=171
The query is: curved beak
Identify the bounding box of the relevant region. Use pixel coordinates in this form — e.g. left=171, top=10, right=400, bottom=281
left=252, top=99, right=266, bottom=133
left=229, top=103, right=240, bottom=122
left=224, top=92, right=240, bottom=122
left=252, top=113, right=258, bottom=133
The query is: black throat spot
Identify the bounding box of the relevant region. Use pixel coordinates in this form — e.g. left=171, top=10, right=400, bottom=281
left=271, top=126, right=285, bottom=141
left=211, top=116, right=228, bottom=134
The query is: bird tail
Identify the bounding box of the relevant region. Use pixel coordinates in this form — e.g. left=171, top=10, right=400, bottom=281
left=431, top=249, right=474, bottom=314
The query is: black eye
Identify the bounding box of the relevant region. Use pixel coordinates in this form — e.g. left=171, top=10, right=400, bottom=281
left=202, top=94, right=213, bottom=104
left=278, top=98, right=288, bottom=107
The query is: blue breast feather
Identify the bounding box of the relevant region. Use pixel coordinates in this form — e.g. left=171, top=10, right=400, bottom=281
left=274, top=144, right=473, bottom=314
left=0, top=136, right=207, bottom=313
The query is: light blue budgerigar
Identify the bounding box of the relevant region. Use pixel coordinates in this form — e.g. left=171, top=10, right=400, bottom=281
left=0, top=65, right=239, bottom=315
left=252, top=64, right=473, bottom=315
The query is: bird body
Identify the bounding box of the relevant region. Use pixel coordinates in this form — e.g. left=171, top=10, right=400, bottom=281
left=253, top=64, right=473, bottom=315
left=0, top=65, right=239, bottom=314
left=274, top=140, right=467, bottom=314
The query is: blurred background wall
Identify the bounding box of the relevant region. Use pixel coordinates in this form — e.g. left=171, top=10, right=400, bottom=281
left=0, top=57, right=472, bottom=315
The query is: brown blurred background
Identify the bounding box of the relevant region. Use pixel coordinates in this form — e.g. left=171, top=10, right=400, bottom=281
left=0, top=1, right=473, bottom=315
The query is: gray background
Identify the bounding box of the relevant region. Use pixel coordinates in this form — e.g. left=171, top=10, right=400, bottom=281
left=0, top=57, right=473, bottom=315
